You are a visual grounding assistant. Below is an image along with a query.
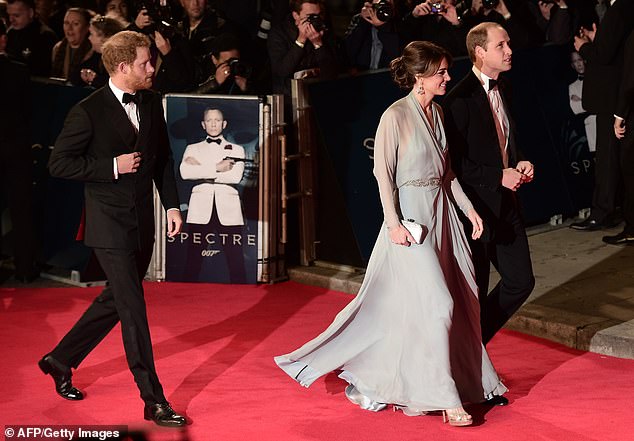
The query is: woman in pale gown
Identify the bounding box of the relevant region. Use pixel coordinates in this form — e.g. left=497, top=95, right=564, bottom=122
left=274, top=41, right=507, bottom=426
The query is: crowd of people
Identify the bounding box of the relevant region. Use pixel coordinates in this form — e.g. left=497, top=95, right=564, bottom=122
left=0, top=0, right=613, bottom=97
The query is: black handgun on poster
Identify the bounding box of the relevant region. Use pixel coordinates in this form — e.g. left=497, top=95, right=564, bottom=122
left=224, top=156, right=255, bottom=163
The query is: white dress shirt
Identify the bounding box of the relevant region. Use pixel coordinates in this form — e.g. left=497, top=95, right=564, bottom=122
left=473, top=66, right=510, bottom=167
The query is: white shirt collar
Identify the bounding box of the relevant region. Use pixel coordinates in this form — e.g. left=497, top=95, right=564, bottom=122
left=473, top=66, right=496, bottom=92
left=109, top=79, right=135, bottom=105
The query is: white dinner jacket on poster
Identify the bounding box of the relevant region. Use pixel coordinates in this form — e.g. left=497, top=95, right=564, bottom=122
left=179, top=135, right=246, bottom=226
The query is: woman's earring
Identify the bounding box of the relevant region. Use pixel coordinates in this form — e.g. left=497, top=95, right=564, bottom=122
left=416, top=85, right=424, bottom=95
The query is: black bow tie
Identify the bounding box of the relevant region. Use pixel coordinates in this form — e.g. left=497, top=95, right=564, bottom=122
left=122, top=92, right=140, bottom=104
left=578, top=75, right=584, bottom=81
left=206, top=137, right=221, bottom=144
left=488, top=79, right=498, bottom=91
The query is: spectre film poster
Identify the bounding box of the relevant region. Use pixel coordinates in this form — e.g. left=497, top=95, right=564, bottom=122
left=164, top=95, right=260, bottom=284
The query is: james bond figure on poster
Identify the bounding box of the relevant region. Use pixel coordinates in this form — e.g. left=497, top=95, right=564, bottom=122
left=165, top=97, right=259, bottom=284
left=180, top=107, right=246, bottom=227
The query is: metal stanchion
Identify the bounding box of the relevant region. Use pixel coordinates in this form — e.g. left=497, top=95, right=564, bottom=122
left=262, top=95, right=288, bottom=282
left=290, top=79, right=316, bottom=266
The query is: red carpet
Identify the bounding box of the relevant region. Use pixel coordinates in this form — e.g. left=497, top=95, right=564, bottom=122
left=2, top=281, right=633, bottom=441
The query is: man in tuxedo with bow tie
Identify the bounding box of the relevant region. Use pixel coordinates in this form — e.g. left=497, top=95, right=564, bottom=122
left=41, top=31, right=186, bottom=427
left=443, top=22, right=535, bottom=369
left=180, top=107, right=246, bottom=226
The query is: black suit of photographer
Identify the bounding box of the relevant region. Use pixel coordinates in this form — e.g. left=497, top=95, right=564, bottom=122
left=268, top=13, right=338, bottom=99
left=182, top=10, right=241, bottom=84
left=344, top=11, right=401, bottom=71
left=399, top=5, right=466, bottom=56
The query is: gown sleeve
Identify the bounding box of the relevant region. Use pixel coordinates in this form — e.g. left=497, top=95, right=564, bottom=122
left=449, top=172, right=474, bottom=215
left=373, top=108, right=401, bottom=229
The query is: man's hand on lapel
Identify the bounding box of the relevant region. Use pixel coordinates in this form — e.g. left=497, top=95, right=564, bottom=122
left=116, top=152, right=142, bottom=174
left=166, top=210, right=183, bottom=238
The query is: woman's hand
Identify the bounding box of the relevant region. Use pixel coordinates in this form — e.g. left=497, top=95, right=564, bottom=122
left=80, top=68, right=96, bottom=85
left=466, top=209, right=484, bottom=240
left=389, top=224, right=416, bottom=246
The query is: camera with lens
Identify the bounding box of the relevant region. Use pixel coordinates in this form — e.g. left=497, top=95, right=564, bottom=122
left=304, top=13, right=327, bottom=32
left=482, top=0, right=499, bottom=9
left=430, top=2, right=446, bottom=13
left=226, top=58, right=252, bottom=79
left=373, top=0, right=394, bottom=22
left=135, top=0, right=181, bottom=39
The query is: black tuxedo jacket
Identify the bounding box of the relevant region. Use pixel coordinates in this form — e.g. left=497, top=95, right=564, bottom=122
left=442, top=71, right=524, bottom=232
left=616, top=31, right=634, bottom=119
left=579, top=0, right=634, bottom=114
left=49, top=85, right=179, bottom=250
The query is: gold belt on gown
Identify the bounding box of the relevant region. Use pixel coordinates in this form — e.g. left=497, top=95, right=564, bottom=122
left=401, top=178, right=441, bottom=188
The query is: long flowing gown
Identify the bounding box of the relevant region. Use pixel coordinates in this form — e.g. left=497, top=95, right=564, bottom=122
left=275, top=92, right=507, bottom=412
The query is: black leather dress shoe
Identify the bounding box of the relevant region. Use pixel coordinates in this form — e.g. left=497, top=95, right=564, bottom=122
left=570, top=218, right=603, bottom=231
left=602, top=231, right=634, bottom=245
left=38, top=355, right=84, bottom=400
left=144, top=402, right=187, bottom=427
left=484, top=395, right=509, bottom=406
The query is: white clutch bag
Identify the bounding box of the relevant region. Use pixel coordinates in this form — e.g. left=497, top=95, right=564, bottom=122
left=402, top=219, right=423, bottom=244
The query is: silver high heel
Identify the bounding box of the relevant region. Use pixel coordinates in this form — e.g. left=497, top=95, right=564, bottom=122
left=442, top=408, right=473, bottom=427
left=393, top=405, right=427, bottom=417
left=344, top=384, right=387, bottom=412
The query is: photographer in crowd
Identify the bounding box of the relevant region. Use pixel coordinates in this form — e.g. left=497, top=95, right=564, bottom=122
left=344, top=0, right=401, bottom=72
left=99, top=0, right=131, bottom=24
left=527, top=0, right=573, bottom=45
left=399, top=0, right=467, bottom=56
left=129, top=1, right=195, bottom=92
left=460, top=0, right=543, bottom=50
left=180, top=0, right=240, bottom=86
left=268, top=0, right=338, bottom=106
left=193, top=32, right=252, bottom=94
